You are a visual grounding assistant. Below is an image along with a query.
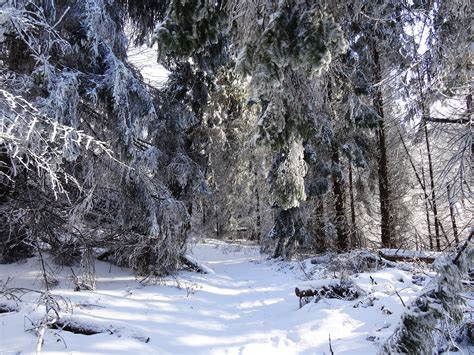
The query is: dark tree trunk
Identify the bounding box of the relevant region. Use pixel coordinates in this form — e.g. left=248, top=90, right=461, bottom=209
left=372, top=42, right=393, bottom=248
left=326, top=75, right=348, bottom=252
left=331, top=146, right=348, bottom=251
left=348, top=160, right=357, bottom=248
left=202, top=201, right=206, bottom=226
left=0, top=144, right=13, bottom=202
left=421, top=165, right=434, bottom=250
left=273, top=209, right=290, bottom=259
left=447, top=184, right=459, bottom=245
left=422, top=110, right=441, bottom=251
left=255, top=163, right=261, bottom=242
left=314, top=198, right=326, bottom=252
left=215, top=207, right=220, bottom=238
left=272, top=208, right=302, bottom=259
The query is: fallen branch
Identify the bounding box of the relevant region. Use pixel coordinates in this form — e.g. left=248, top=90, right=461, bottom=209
left=295, top=280, right=362, bottom=308
left=379, top=253, right=435, bottom=264
left=378, top=249, right=444, bottom=264
left=51, top=319, right=106, bottom=336
left=329, top=334, right=334, bottom=355
left=180, top=255, right=215, bottom=274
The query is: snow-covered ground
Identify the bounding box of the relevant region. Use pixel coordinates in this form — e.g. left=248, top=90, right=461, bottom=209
left=0, top=239, right=465, bottom=354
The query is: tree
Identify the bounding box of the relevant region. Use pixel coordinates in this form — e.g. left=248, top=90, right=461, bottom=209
left=155, top=0, right=348, bottom=258
left=396, top=0, right=471, bottom=250
left=0, top=0, right=206, bottom=276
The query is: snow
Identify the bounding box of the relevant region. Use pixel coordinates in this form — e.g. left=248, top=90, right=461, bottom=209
left=0, top=239, right=440, bottom=354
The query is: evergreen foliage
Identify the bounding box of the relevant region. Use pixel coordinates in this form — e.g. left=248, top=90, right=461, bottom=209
left=0, top=0, right=470, bottom=304
left=0, top=0, right=204, bottom=275
left=155, top=0, right=226, bottom=68
left=381, top=242, right=473, bottom=354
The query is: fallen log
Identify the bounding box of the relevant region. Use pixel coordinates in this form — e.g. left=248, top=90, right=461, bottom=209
left=50, top=319, right=107, bottom=336
left=295, top=287, right=319, bottom=298
left=378, top=249, right=445, bottom=264
left=0, top=304, right=17, bottom=314
left=295, top=280, right=362, bottom=308
left=180, top=255, right=215, bottom=274
left=379, top=253, right=435, bottom=264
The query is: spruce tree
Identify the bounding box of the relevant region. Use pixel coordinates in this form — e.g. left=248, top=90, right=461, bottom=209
left=0, top=0, right=206, bottom=275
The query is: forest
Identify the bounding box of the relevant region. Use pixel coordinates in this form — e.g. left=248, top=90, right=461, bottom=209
left=0, top=0, right=472, bottom=353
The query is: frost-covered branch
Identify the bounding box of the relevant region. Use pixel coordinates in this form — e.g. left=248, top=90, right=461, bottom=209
left=0, top=88, right=113, bottom=197
left=381, top=234, right=473, bottom=353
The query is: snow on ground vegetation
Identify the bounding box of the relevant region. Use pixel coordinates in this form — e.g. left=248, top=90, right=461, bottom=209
left=0, top=239, right=472, bottom=354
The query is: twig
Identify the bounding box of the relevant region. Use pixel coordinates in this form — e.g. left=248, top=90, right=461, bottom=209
left=392, top=286, right=407, bottom=308
left=52, top=6, right=70, bottom=29
left=297, top=251, right=311, bottom=281
left=329, top=334, right=334, bottom=355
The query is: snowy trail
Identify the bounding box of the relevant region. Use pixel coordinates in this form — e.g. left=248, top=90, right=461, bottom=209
left=0, top=240, right=421, bottom=354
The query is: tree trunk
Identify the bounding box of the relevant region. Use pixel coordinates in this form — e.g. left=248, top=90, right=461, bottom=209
left=410, top=34, right=441, bottom=251
left=314, top=198, right=326, bottom=252
left=331, top=146, right=348, bottom=251
left=272, top=209, right=293, bottom=258
left=421, top=165, right=434, bottom=250
left=202, top=201, right=206, bottom=226
left=327, top=75, right=348, bottom=252
left=348, top=159, right=357, bottom=248
left=255, top=163, right=262, bottom=242
left=447, top=184, right=459, bottom=245
left=422, top=109, right=441, bottom=251
left=215, top=207, right=220, bottom=238
left=272, top=208, right=300, bottom=259
left=372, top=42, right=393, bottom=248
left=0, top=144, right=13, bottom=202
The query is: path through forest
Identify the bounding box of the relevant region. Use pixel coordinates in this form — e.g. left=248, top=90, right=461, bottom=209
left=0, top=239, right=419, bottom=354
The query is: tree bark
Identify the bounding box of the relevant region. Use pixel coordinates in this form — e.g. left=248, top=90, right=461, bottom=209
left=327, top=75, right=348, bottom=252
left=378, top=251, right=436, bottom=264
left=314, top=198, right=326, bottom=252
left=348, top=159, right=357, bottom=248
left=254, top=162, right=262, bottom=242
left=372, top=42, right=393, bottom=248
left=447, top=184, right=459, bottom=245
left=331, top=146, right=348, bottom=251
left=421, top=165, right=434, bottom=250
left=202, top=201, right=206, bottom=226
left=422, top=109, right=441, bottom=251
left=215, top=207, right=220, bottom=238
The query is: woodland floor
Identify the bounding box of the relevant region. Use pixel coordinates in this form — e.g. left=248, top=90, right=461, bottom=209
left=0, top=239, right=471, bottom=354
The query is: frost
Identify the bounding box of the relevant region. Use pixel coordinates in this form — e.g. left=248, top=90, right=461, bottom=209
left=270, top=139, right=307, bottom=210
left=381, top=245, right=473, bottom=354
